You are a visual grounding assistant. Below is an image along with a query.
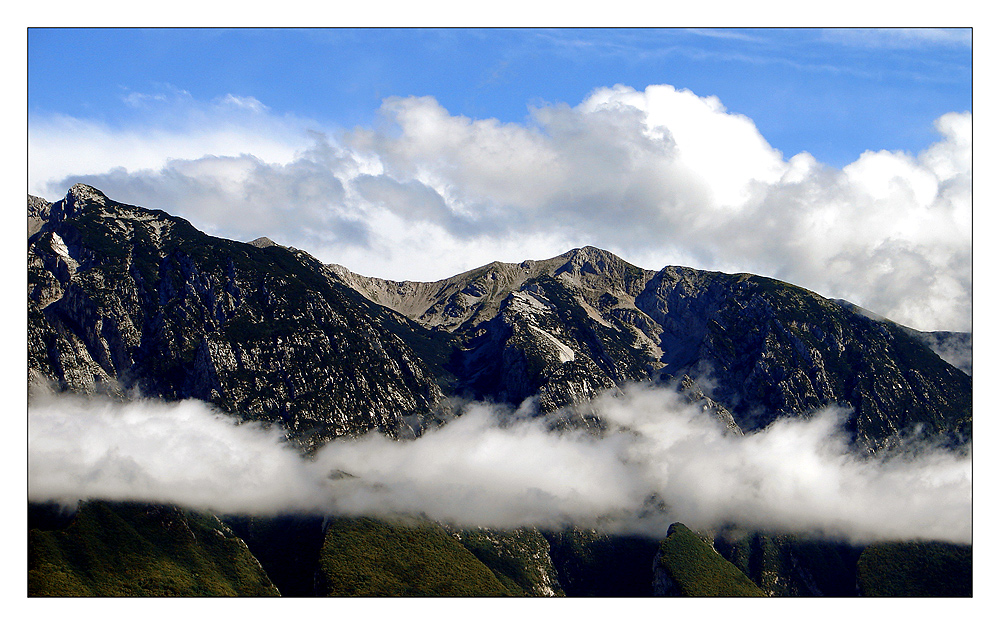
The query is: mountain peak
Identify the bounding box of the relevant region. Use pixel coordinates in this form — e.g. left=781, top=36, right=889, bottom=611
left=67, top=183, right=109, bottom=205
left=560, top=245, right=621, bottom=262
left=46, top=183, right=111, bottom=222
left=249, top=236, right=278, bottom=248
left=552, top=246, right=650, bottom=291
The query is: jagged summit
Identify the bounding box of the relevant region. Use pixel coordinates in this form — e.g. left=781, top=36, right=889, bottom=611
left=27, top=186, right=971, bottom=450
left=67, top=183, right=109, bottom=203
left=37, top=183, right=156, bottom=226
left=27, top=185, right=445, bottom=446
left=248, top=236, right=278, bottom=248
left=25, top=186, right=973, bottom=598
left=329, top=245, right=654, bottom=332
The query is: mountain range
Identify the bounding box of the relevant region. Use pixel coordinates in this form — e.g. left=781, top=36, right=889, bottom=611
left=27, top=185, right=972, bottom=596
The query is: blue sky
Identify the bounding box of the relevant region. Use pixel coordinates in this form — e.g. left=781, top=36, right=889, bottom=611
left=27, top=27, right=973, bottom=331
left=29, top=28, right=970, bottom=168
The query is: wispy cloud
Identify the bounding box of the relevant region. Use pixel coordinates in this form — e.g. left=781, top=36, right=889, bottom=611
left=28, top=386, right=972, bottom=544
left=684, top=28, right=768, bottom=43
left=215, top=93, right=269, bottom=112
left=821, top=28, right=972, bottom=50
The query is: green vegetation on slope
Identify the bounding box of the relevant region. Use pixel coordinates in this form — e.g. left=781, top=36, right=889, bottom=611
left=28, top=501, right=278, bottom=596
left=456, top=528, right=565, bottom=596
left=657, top=523, right=765, bottom=597
left=316, top=517, right=515, bottom=596
left=857, top=540, right=972, bottom=597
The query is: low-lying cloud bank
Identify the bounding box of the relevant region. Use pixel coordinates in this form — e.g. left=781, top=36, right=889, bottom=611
left=29, top=84, right=971, bottom=332
left=28, top=385, right=971, bottom=545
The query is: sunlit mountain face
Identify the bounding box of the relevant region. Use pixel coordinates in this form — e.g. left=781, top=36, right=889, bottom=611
left=25, top=26, right=972, bottom=598
left=28, top=185, right=971, bottom=597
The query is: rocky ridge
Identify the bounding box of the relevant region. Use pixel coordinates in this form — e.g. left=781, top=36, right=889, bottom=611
left=333, top=246, right=971, bottom=451
left=27, top=186, right=974, bottom=597
left=28, top=184, right=446, bottom=447
left=28, top=186, right=971, bottom=451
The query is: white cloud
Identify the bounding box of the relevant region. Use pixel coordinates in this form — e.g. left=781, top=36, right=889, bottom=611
left=29, top=85, right=972, bottom=331
left=215, top=93, right=268, bottom=112
left=822, top=28, right=972, bottom=50
left=28, top=88, right=314, bottom=199
left=28, top=386, right=972, bottom=544
left=28, top=390, right=329, bottom=514
left=123, top=91, right=170, bottom=107
left=578, top=84, right=786, bottom=208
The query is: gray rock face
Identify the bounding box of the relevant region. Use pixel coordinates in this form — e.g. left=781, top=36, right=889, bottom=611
left=651, top=549, right=682, bottom=596
left=28, top=187, right=971, bottom=452
left=28, top=194, right=51, bottom=237
left=28, top=185, right=444, bottom=448
left=333, top=247, right=663, bottom=416
left=338, top=246, right=971, bottom=451
left=248, top=236, right=278, bottom=248
left=635, top=269, right=971, bottom=450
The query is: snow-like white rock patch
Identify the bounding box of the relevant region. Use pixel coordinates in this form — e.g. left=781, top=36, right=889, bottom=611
left=50, top=232, right=71, bottom=260
left=147, top=220, right=172, bottom=247
left=509, top=290, right=550, bottom=316
left=529, top=324, right=575, bottom=363
left=578, top=298, right=613, bottom=328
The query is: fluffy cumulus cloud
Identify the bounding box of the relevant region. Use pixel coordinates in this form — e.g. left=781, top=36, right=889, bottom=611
left=29, top=84, right=971, bottom=331
left=28, top=386, right=971, bottom=544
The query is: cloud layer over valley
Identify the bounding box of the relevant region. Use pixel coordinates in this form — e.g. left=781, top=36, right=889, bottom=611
left=28, top=386, right=972, bottom=545
left=29, top=84, right=971, bottom=333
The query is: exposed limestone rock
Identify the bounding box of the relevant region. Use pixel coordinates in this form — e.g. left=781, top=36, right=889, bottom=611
left=28, top=187, right=971, bottom=452
left=248, top=236, right=277, bottom=248
left=27, top=186, right=445, bottom=449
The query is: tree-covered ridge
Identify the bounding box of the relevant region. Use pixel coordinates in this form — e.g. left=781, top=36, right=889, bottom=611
left=28, top=501, right=972, bottom=598
left=857, top=540, right=972, bottom=597
left=316, top=517, right=515, bottom=596
left=455, top=528, right=565, bottom=596
left=655, top=523, right=766, bottom=597
left=28, top=501, right=278, bottom=596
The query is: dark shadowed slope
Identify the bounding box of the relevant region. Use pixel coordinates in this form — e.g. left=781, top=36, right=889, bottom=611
left=28, top=184, right=447, bottom=448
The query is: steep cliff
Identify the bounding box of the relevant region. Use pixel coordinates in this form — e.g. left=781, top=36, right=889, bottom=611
left=636, top=268, right=972, bottom=451
left=338, top=244, right=971, bottom=451
left=30, top=187, right=970, bottom=451
left=28, top=185, right=446, bottom=448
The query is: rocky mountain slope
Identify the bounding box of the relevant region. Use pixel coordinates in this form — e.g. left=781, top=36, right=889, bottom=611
left=28, top=185, right=447, bottom=447
left=27, top=186, right=972, bottom=597
left=334, top=246, right=972, bottom=452
left=330, top=247, right=661, bottom=416
left=29, top=186, right=971, bottom=450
